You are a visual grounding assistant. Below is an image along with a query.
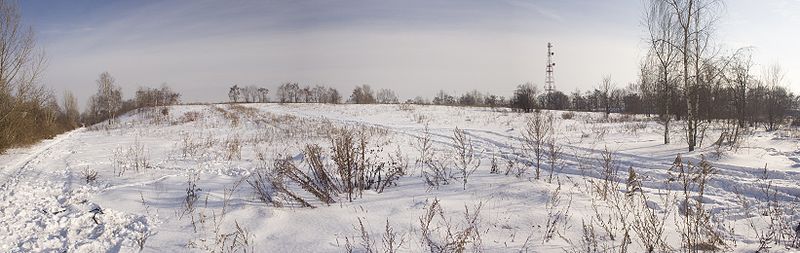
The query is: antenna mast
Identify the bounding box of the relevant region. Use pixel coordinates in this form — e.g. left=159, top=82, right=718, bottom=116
left=545, top=42, right=555, bottom=108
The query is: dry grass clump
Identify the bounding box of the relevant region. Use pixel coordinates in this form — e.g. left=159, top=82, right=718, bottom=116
left=212, top=105, right=241, bottom=127
left=420, top=126, right=483, bottom=190
left=224, top=135, right=242, bottom=161
left=176, top=132, right=217, bottom=159
left=226, top=104, right=260, bottom=118
left=341, top=217, right=407, bottom=253
left=176, top=111, right=202, bottom=124
left=735, top=165, right=800, bottom=251
left=112, top=138, right=150, bottom=176
left=561, top=111, right=575, bottom=120
left=543, top=181, right=572, bottom=243
left=276, top=154, right=337, bottom=205
left=185, top=176, right=255, bottom=253
left=247, top=154, right=282, bottom=207
left=248, top=154, right=331, bottom=208
left=668, top=155, right=730, bottom=251
left=419, top=198, right=484, bottom=252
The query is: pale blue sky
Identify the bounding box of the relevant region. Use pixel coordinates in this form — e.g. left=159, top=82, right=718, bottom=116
left=20, top=0, right=800, bottom=104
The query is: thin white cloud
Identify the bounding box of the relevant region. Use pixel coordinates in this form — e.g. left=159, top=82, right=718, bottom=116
left=504, top=0, right=565, bottom=23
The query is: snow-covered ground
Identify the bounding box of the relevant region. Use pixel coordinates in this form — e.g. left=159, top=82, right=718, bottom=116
left=1, top=103, right=798, bottom=252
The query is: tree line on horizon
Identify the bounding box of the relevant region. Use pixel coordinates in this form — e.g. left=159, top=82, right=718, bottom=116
left=81, top=72, right=182, bottom=125
left=223, top=75, right=794, bottom=133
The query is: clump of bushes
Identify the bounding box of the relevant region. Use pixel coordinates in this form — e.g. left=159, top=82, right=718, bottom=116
left=248, top=126, right=406, bottom=208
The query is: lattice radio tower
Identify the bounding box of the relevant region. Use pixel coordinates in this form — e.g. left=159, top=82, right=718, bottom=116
left=545, top=42, right=556, bottom=107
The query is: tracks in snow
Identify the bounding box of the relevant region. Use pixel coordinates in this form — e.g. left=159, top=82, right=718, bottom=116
left=276, top=109, right=800, bottom=206
left=0, top=128, right=82, bottom=193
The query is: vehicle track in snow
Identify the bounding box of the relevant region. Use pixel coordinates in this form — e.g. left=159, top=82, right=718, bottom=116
left=0, top=129, right=81, bottom=193
left=0, top=127, right=153, bottom=252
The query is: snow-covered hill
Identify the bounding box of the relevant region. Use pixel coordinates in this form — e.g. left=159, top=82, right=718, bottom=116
left=1, top=103, right=798, bottom=252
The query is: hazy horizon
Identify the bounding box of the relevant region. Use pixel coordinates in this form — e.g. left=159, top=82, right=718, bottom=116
left=22, top=0, right=800, bottom=105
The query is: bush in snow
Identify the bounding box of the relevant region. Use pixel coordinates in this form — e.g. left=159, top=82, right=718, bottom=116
left=224, top=134, right=242, bottom=161
left=452, top=127, right=480, bottom=190
left=181, top=173, right=202, bottom=218
left=668, top=154, right=730, bottom=251
left=421, top=154, right=452, bottom=190
left=543, top=180, right=572, bottom=243
left=213, top=105, right=241, bottom=127
left=112, top=138, right=150, bottom=176
left=561, top=111, right=575, bottom=120
left=413, top=124, right=434, bottom=169
left=176, top=111, right=201, bottom=124
left=246, top=129, right=404, bottom=209
left=81, top=167, right=98, bottom=184
left=304, top=144, right=340, bottom=196
left=264, top=155, right=315, bottom=208
left=329, top=128, right=362, bottom=202
left=247, top=155, right=282, bottom=207
left=377, top=146, right=407, bottom=193
left=522, top=111, right=552, bottom=180
left=594, top=147, right=620, bottom=200
left=275, top=153, right=337, bottom=205
left=545, top=130, right=563, bottom=183
left=736, top=164, right=800, bottom=251
left=564, top=221, right=601, bottom=253
left=328, top=127, right=394, bottom=201
left=419, top=198, right=484, bottom=252
left=341, top=217, right=406, bottom=253
left=416, top=125, right=454, bottom=189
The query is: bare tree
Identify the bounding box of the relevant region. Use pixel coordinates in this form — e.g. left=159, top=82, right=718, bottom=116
left=484, top=94, right=504, bottom=109
left=432, top=90, right=455, bottom=105
left=512, top=83, right=538, bottom=112
left=228, top=84, right=241, bottom=103
left=257, top=87, right=269, bottom=102
left=0, top=0, right=40, bottom=93
left=87, top=72, right=123, bottom=124
left=301, top=86, right=312, bottom=102
left=545, top=132, right=562, bottom=183
left=600, top=76, right=615, bottom=118
left=310, top=85, right=326, bottom=103
left=645, top=0, right=680, bottom=144
left=522, top=112, right=552, bottom=180
left=242, top=85, right=255, bottom=103
left=376, top=88, right=399, bottom=104
left=276, top=82, right=300, bottom=103
left=136, top=84, right=181, bottom=109
left=0, top=0, right=56, bottom=152
left=661, top=0, right=724, bottom=151
left=63, top=90, right=80, bottom=128
left=762, top=63, right=793, bottom=131
left=350, top=85, right=376, bottom=104
left=326, top=87, right=342, bottom=104
left=452, top=127, right=480, bottom=190
left=458, top=90, right=484, bottom=106
left=726, top=51, right=754, bottom=142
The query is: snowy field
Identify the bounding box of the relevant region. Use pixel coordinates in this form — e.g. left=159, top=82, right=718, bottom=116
left=1, top=103, right=799, bottom=252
